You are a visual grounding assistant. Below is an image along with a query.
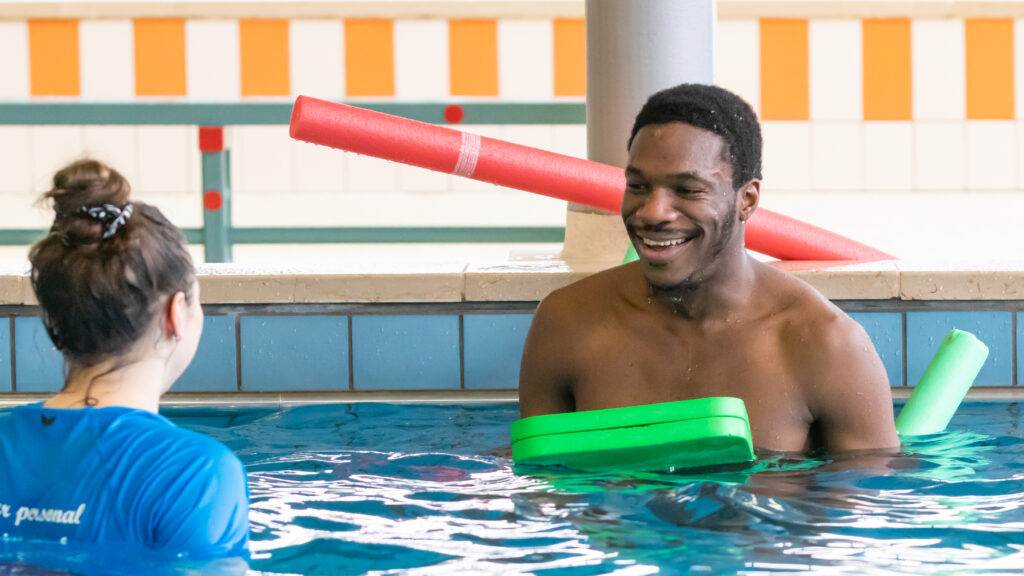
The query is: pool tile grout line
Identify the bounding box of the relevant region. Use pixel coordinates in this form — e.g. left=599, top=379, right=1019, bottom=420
left=458, top=315, right=466, bottom=390
left=234, top=313, right=242, bottom=392
left=8, top=317, right=15, bottom=393
left=901, top=311, right=908, bottom=387
left=1007, top=309, right=1015, bottom=385
left=347, top=315, right=355, bottom=391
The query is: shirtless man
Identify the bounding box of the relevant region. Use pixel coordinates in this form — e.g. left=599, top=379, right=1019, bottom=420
left=519, top=84, right=898, bottom=454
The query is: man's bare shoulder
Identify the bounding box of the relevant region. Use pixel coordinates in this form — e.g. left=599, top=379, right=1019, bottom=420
left=762, top=263, right=891, bottom=397
left=536, top=262, right=637, bottom=320
left=759, top=263, right=852, bottom=338
left=760, top=265, right=897, bottom=450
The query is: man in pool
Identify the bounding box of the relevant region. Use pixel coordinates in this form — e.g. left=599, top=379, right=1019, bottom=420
left=519, top=84, right=899, bottom=454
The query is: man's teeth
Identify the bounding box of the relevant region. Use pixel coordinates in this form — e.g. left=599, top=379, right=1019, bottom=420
left=640, top=237, right=688, bottom=247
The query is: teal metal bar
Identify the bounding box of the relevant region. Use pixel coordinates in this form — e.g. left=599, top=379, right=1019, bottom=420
left=0, top=102, right=585, bottom=125
left=230, top=227, right=565, bottom=244
left=0, top=227, right=564, bottom=246
left=0, top=230, right=45, bottom=245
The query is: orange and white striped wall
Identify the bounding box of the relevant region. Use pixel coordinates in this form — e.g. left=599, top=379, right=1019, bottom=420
left=0, top=18, right=586, bottom=99
left=3, top=15, right=1024, bottom=207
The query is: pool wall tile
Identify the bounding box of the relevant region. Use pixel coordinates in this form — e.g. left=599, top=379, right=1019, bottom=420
left=463, top=314, right=533, bottom=389
left=907, top=311, right=1012, bottom=386
left=176, top=315, right=238, bottom=392
left=352, top=315, right=460, bottom=390
left=849, top=312, right=904, bottom=386
left=14, top=317, right=63, bottom=392
left=0, top=320, right=10, bottom=392
left=240, top=315, right=348, bottom=391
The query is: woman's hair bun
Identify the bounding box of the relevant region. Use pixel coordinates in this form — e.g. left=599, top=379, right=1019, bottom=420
left=43, top=159, right=132, bottom=247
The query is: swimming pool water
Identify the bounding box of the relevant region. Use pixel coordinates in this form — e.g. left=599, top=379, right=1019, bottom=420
left=4, top=401, right=1024, bottom=575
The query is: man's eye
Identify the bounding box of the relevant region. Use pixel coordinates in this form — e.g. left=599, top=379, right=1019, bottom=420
left=675, top=188, right=703, bottom=196
left=626, top=182, right=647, bottom=192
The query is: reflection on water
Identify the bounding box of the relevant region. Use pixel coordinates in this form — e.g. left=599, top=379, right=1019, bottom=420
left=2, top=402, right=1023, bottom=575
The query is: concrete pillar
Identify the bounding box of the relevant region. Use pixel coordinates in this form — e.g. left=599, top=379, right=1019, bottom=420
left=561, top=0, right=716, bottom=264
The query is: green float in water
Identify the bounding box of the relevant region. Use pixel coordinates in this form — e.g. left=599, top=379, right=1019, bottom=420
left=512, top=329, right=989, bottom=472
left=895, top=328, right=989, bottom=436
left=511, top=397, right=755, bottom=471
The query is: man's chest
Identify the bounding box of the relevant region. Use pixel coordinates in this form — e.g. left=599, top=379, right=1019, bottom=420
left=566, top=323, right=813, bottom=451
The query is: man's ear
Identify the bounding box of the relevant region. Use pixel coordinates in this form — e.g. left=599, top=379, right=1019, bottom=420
left=737, top=179, right=761, bottom=223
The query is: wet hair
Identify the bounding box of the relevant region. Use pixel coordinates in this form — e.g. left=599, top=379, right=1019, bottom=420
left=628, top=83, right=762, bottom=190
left=29, top=159, right=195, bottom=365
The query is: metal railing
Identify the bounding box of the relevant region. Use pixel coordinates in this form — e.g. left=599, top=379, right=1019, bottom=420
left=0, top=101, right=585, bottom=262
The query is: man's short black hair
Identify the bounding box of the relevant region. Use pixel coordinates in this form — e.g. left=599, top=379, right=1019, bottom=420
left=628, top=83, right=762, bottom=190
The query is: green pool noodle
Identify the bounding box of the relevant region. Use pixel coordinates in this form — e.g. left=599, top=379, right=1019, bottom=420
left=623, top=242, right=639, bottom=263
left=895, top=329, right=989, bottom=436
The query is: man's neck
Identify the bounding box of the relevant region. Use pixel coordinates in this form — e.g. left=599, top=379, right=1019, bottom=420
left=646, top=245, right=759, bottom=323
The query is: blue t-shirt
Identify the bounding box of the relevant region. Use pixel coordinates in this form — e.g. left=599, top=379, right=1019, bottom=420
left=0, top=403, right=249, bottom=560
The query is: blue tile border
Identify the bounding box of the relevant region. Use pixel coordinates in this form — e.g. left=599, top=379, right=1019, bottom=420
left=849, top=312, right=904, bottom=386
left=0, top=304, right=1020, bottom=395
left=14, top=317, right=64, bottom=393
left=907, top=311, right=1013, bottom=386
left=352, top=315, right=460, bottom=390
left=463, top=314, right=533, bottom=390
left=176, top=315, right=238, bottom=393
left=240, top=315, right=349, bottom=392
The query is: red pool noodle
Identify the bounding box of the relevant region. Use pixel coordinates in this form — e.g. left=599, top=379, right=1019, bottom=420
left=289, top=96, right=892, bottom=261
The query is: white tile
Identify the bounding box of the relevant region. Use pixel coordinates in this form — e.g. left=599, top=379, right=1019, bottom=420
left=31, top=127, right=84, bottom=193
left=398, top=165, right=448, bottom=192
left=809, top=20, right=861, bottom=120
left=498, top=19, right=553, bottom=100
left=81, top=126, right=139, bottom=185
left=1016, top=20, right=1024, bottom=120
left=232, top=126, right=293, bottom=194
left=134, top=192, right=202, bottom=229
left=79, top=20, right=134, bottom=99
left=966, top=121, right=1017, bottom=190
left=811, top=122, right=863, bottom=190
left=292, top=140, right=345, bottom=193
left=394, top=19, right=448, bottom=99
left=863, top=122, right=914, bottom=190
left=186, top=126, right=201, bottom=195
left=0, top=22, right=29, bottom=98
left=912, top=20, right=965, bottom=120
left=761, top=122, right=811, bottom=190
left=345, top=153, right=398, bottom=192
left=290, top=20, right=344, bottom=99
left=0, top=127, right=33, bottom=193
left=914, top=121, right=966, bottom=190
left=186, top=20, right=240, bottom=100
left=137, top=126, right=194, bottom=194
left=502, top=125, right=556, bottom=150
left=553, top=124, right=587, bottom=159
left=715, top=20, right=760, bottom=115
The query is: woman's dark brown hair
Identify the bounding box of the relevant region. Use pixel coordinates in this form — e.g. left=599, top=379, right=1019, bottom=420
left=29, top=159, right=196, bottom=364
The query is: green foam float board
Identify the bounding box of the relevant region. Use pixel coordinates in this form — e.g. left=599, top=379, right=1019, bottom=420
left=512, top=397, right=755, bottom=472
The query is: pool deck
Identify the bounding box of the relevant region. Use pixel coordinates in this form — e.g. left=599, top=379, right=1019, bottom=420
left=3, top=257, right=1024, bottom=305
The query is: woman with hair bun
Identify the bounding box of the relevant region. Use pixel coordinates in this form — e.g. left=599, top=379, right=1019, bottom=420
left=0, top=159, right=249, bottom=560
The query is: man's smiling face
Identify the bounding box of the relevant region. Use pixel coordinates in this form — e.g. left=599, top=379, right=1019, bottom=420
left=622, top=122, right=741, bottom=290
